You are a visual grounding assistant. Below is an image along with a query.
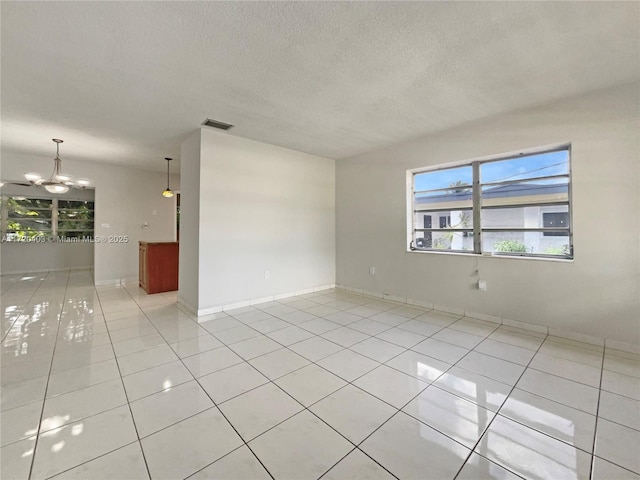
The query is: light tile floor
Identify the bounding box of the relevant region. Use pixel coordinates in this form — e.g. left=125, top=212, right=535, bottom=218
left=1, top=269, right=639, bottom=480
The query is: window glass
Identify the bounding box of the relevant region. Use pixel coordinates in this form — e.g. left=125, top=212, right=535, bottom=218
left=483, top=232, right=570, bottom=256
left=410, top=146, right=572, bottom=259
left=5, top=197, right=53, bottom=239
left=481, top=150, right=569, bottom=184
left=1, top=196, right=94, bottom=241
left=414, top=165, right=472, bottom=192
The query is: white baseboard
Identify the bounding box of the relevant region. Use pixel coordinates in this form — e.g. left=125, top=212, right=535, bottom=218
left=335, top=283, right=640, bottom=354
left=464, top=310, right=501, bottom=325
left=177, top=296, right=201, bottom=316
left=94, top=276, right=139, bottom=287
left=1, top=266, right=93, bottom=276
left=605, top=339, right=640, bottom=355
left=94, top=278, right=124, bottom=286
left=548, top=329, right=604, bottom=347
left=190, top=283, right=336, bottom=320
left=503, top=317, right=548, bottom=335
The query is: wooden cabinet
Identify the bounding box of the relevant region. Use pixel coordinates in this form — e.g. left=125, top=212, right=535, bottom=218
left=139, top=242, right=179, bottom=294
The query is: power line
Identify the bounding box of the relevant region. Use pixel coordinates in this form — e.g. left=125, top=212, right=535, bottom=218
left=416, top=159, right=567, bottom=192
left=485, top=161, right=566, bottom=184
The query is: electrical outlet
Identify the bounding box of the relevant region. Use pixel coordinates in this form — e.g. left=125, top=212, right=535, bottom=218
left=369, top=266, right=375, bottom=275
left=478, top=280, right=487, bottom=291
left=264, top=270, right=270, bottom=280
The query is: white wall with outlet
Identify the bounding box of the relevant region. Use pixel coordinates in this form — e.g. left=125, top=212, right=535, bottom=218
left=336, top=83, right=639, bottom=344
left=179, top=128, right=335, bottom=313
left=1, top=151, right=179, bottom=283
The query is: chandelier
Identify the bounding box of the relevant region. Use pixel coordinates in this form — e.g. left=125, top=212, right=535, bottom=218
left=24, top=139, right=91, bottom=193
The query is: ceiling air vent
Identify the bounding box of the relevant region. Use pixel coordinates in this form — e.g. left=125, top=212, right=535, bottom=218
left=202, top=118, right=234, bottom=130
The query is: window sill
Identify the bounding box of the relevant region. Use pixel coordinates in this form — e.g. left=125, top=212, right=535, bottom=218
left=2, top=239, right=94, bottom=244
left=406, top=249, right=574, bottom=263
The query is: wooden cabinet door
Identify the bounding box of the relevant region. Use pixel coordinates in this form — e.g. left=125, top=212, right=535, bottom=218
left=140, top=243, right=178, bottom=294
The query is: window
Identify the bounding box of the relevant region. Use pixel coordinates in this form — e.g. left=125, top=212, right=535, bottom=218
left=57, top=200, right=95, bottom=238
left=410, top=145, right=572, bottom=259
left=3, top=197, right=53, bottom=240
left=1, top=195, right=94, bottom=241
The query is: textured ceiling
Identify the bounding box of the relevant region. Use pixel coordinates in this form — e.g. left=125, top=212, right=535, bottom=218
left=1, top=1, right=639, bottom=171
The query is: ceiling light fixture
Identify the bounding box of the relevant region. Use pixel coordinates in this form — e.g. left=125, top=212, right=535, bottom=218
left=162, top=157, right=174, bottom=198
left=22, top=139, right=91, bottom=193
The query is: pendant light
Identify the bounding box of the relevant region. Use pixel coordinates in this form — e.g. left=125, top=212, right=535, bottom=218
left=162, top=157, right=174, bottom=198
left=22, top=139, right=91, bottom=193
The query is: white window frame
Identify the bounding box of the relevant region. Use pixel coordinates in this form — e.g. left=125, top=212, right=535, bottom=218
left=407, top=143, right=573, bottom=259
left=1, top=195, right=95, bottom=241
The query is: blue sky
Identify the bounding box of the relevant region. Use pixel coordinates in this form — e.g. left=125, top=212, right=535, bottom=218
left=414, top=150, right=569, bottom=192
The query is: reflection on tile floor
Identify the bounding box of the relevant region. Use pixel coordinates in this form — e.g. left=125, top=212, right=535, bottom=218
left=1, top=269, right=639, bottom=479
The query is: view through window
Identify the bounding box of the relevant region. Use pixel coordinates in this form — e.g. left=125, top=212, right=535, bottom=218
left=410, top=146, right=572, bottom=258
left=1, top=196, right=94, bottom=241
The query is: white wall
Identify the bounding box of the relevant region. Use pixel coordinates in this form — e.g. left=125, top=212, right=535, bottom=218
left=1, top=243, right=94, bottom=274
left=336, top=82, right=640, bottom=344
left=1, top=151, right=179, bottom=283
left=180, top=128, right=335, bottom=314
left=178, top=131, right=201, bottom=311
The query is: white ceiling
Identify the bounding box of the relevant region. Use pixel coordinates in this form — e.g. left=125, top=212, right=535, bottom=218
left=2, top=1, right=638, bottom=172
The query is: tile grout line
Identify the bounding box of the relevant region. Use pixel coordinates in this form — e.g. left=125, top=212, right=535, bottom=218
left=290, top=316, right=507, bottom=477
left=4, top=287, right=446, bottom=472
left=451, top=330, right=550, bottom=480
left=181, top=442, right=270, bottom=480
left=507, top=351, right=640, bottom=471
left=40, top=440, right=142, bottom=480
left=22, top=279, right=636, bottom=479
left=588, top=341, right=606, bottom=480
left=351, top=317, right=512, bottom=474
left=155, top=288, right=403, bottom=479
left=196, top=307, right=495, bottom=478
left=117, top=284, right=278, bottom=480
left=132, top=291, right=422, bottom=479
left=27, top=270, right=71, bottom=480
left=1, top=273, right=48, bottom=344
left=339, top=322, right=506, bottom=478
left=318, top=447, right=399, bottom=480
left=94, top=281, right=155, bottom=480
left=136, top=292, right=501, bottom=441
left=206, top=354, right=400, bottom=479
